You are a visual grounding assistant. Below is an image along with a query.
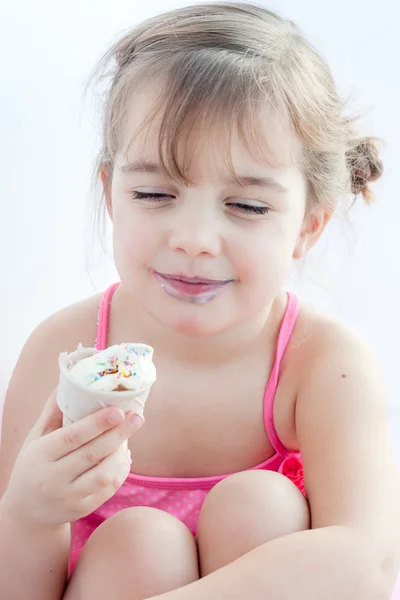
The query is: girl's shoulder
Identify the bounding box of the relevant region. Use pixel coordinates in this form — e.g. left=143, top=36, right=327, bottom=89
left=276, top=298, right=381, bottom=450
left=38, top=292, right=102, bottom=353
left=14, top=293, right=103, bottom=380
left=289, top=298, right=377, bottom=370
left=10, top=291, right=102, bottom=392
left=290, top=297, right=385, bottom=428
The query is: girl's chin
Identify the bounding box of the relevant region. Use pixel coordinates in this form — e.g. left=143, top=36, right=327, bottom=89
left=146, top=303, right=233, bottom=338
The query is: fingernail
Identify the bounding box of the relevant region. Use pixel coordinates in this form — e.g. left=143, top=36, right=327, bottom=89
left=109, top=409, right=124, bottom=424
left=129, top=413, right=144, bottom=428
left=127, top=449, right=132, bottom=464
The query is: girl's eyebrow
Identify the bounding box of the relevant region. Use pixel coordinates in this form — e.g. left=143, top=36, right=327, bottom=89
left=120, top=160, right=289, bottom=194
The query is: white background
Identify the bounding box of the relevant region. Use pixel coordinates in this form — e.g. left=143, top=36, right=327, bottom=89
left=0, top=1, right=399, bottom=458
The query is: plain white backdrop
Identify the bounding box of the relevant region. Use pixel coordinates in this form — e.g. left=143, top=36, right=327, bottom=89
left=0, top=0, right=399, bottom=459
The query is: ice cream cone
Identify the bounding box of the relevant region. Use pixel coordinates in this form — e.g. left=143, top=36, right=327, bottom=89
left=57, top=343, right=156, bottom=426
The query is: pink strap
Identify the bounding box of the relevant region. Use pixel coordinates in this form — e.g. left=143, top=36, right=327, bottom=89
left=95, top=282, right=121, bottom=351
left=263, top=292, right=300, bottom=457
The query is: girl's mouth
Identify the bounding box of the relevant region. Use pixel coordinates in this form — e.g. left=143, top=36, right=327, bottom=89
left=153, top=271, right=233, bottom=304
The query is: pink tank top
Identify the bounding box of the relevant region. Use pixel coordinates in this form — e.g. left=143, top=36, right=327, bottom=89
left=69, top=283, right=305, bottom=575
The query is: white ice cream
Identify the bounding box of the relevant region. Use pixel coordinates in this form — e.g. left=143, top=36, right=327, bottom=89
left=69, top=343, right=156, bottom=392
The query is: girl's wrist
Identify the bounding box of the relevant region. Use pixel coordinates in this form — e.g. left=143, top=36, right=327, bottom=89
left=0, top=493, right=68, bottom=534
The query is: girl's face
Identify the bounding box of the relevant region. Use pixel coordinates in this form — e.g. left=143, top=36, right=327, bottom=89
left=103, top=85, right=322, bottom=337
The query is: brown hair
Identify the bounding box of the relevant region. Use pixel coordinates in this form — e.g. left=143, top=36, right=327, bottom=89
left=86, top=1, right=384, bottom=231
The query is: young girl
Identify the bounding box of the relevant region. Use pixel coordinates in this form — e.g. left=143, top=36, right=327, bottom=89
left=0, top=2, right=399, bottom=599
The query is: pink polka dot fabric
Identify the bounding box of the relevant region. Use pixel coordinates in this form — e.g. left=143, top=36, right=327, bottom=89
left=68, top=284, right=303, bottom=577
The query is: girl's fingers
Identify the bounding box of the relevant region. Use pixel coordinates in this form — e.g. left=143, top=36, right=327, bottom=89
left=71, top=443, right=132, bottom=500
left=42, top=406, right=126, bottom=461
left=61, top=413, right=142, bottom=481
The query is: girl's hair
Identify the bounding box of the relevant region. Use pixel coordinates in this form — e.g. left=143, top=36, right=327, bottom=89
left=86, top=1, right=384, bottom=233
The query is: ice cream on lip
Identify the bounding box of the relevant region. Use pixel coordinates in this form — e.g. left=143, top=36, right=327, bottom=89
left=69, top=343, right=156, bottom=392
left=154, top=270, right=234, bottom=284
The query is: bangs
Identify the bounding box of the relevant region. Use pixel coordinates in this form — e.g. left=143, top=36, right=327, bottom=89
left=119, top=50, right=297, bottom=185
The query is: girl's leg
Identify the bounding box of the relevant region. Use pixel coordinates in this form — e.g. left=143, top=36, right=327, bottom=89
left=196, top=470, right=310, bottom=576
left=63, top=507, right=199, bottom=600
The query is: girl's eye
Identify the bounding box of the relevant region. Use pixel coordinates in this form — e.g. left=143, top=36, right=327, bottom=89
left=228, top=203, right=270, bottom=215
left=130, top=191, right=172, bottom=203
left=130, top=192, right=270, bottom=215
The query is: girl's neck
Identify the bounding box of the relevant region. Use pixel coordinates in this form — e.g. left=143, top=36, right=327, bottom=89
left=111, top=285, right=287, bottom=367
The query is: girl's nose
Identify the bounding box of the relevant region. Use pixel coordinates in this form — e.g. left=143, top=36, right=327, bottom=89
left=168, top=205, right=222, bottom=258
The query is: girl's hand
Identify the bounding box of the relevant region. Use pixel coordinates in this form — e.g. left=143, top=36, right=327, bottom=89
left=1, top=390, right=143, bottom=528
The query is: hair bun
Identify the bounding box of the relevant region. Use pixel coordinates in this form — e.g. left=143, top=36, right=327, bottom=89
left=346, top=136, right=384, bottom=204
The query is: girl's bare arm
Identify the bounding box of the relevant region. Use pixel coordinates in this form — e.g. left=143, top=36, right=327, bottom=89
left=0, top=298, right=99, bottom=600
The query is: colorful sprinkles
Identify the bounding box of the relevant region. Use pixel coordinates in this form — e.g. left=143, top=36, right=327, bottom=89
left=92, top=345, right=152, bottom=383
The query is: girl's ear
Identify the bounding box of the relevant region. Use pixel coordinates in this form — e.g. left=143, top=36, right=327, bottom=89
left=100, top=163, right=113, bottom=221
left=293, top=202, right=332, bottom=259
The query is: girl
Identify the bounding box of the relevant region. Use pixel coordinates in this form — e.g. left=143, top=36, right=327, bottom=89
left=0, top=2, right=399, bottom=599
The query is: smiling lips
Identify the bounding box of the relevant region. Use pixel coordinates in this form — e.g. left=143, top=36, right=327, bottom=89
left=153, top=271, right=233, bottom=303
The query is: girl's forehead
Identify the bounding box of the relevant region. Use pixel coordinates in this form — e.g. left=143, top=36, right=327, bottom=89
left=118, top=83, right=303, bottom=184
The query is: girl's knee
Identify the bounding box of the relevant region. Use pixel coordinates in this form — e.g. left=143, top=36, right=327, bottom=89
left=197, top=470, right=310, bottom=575
left=87, top=506, right=198, bottom=570
left=65, top=507, right=199, bottom=600
left=200, top=470, right=309, bottom=534
left=94, top=506, right=195, bottom=545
